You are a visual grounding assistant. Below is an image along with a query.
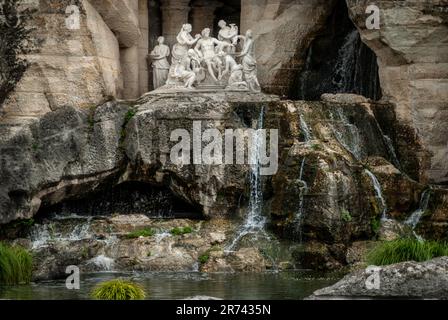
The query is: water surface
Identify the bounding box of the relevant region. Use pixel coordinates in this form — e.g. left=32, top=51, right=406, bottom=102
left=0, top=271, right=340, bottom=300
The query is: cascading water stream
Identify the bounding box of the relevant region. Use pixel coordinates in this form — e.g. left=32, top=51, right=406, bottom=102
left=364, top=169, right=388, bottom=219
left=330, top=109, right=363, bottom=160
left=293, top=157, right=308, bottom=242
left=406, top=189, right=431, bottom=230
left=331, top=30, right=359, bottom=92
left=226, top=107, right=267, bottom=251
left=30, top=216, right=93, bottom=249
left=300, top=115, right=312, bottom=143
left=383, top=135, right=401, bottom=169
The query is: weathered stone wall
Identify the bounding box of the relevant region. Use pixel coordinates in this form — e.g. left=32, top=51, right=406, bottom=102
left=2, top=0, right=120, bottom=117
left=346, top=0, right=448, bottom=184
left=240, top=0, right=337, bottom=96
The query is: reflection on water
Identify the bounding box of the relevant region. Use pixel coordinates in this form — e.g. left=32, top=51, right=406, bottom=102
left=0, top=271, right=340, bottom=300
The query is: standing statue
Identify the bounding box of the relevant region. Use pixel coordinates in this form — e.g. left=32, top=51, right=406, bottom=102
left=217, top=20, right=239, bottom=53
left=166, top=24, right=201, bottom=88
left=149, top=36, right=170, bottom=89
left=237, top=30, right=261, bottom=93
left=171, top=24, right=201, bottom=64
left=194, top=28, right=232, bottom=82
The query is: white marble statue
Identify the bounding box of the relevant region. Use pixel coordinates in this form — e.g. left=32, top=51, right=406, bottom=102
left=218, top=20, right=239, bottom=53
left=155, top=21, right=260, bottom=93
left=149, top=36, right=170, bottom=89
left=237, top=30, right=261, bottom=93
left=194, top=28, right=232, bottom=82
left=219, top=51, right=248, bottom=91
left=166, top=24, right=201, bottom=88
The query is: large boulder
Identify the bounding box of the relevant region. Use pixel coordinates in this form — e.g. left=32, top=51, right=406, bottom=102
left=308, top=257, right=448, bottom=299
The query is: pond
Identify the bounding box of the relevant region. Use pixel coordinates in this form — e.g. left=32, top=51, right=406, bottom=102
left=0, top=271, right=341, bottom=300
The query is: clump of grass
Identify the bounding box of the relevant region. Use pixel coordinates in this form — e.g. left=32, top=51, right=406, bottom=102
left=198, top=253, right=210, bottom=265
left=91, top=279, right=146, bottom=300
left=170, top=226, right=193, bottom=236
left=126, top=228, right=155, bottom=239
left=341, top=209, right=352, bottom=222
left=367, top=238, right=448, bottom=266
left=0, top=243, right=33, bottom=285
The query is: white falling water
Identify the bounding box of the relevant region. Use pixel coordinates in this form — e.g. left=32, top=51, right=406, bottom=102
left=300, top=115, right=312, bottom=143
left=332, top=30, right=359, bottom=92
left=364, top=169, right=388, bottom=219
left=30, top=217, right=92, bottom=249
left=383, top=135, right=401, bottom=169
left=406, top=189, right=431, bottom=229
left=88, top=255, right=115, bottom=271
left=294, top=157, right=308, bottom=241
left=226, top=108, right=266, bottom=251
left=330, top=109, right=363, bottom=160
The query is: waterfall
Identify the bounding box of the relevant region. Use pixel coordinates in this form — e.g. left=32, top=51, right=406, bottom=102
left=298, top=46, right=313, bottom=100
left=406, top=189, right=431, bottom=229
left=30, top=217, right=93, bottom=249
left=226, top=107, right=267, bottom=251
left=383, top=135, right=401, bottom=169
left=294, top=157, right=308, bottom=241
left=332, top=30, right=359, bottom=92
left=364, top=169, right=388, bottom=219
left=88, top=255, right=115, bottom=271
left=300, top=115, right=312, bottom=143
left=330, top=109, right=363, bottom=160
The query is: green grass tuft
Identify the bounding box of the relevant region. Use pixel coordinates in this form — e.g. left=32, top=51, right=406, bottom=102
left=126, top=228, right=155, bottom=239
left=0, top=242, right=33, bottom=285
left=367, top=238, right=448, bottom=266
left=198, top=253, right=210, bottom=265
left=341, top=209, right=352, bottom=222
left=91, top=279, right=146, bottom=300
left=170, top=226, right=193, bottom=236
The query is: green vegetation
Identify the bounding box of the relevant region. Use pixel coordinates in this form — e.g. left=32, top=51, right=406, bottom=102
left=91, top=279, right=146, bottom=300
left=0, top=243, right=33, bottom=285
left=341, top=209, right=352, bottom=222
left=371, top=216, right=381, bottom=235
left=126, top=228, right=155, bottom=239
left=198, top=253, right=210, bottom=264
left=366, top=238, right=448, bottom=266
left=170, top=226, right=193, bottom=236
left=120, top=108, right=137, bottom=143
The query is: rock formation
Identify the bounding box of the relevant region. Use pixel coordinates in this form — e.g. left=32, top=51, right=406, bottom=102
left=308, top=257, right=448, bottom=299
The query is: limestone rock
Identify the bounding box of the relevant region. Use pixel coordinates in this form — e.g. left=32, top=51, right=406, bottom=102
left=346, top=0, right=448, bottom=184
left=308, top=257, right=448, bottom=299
left=241, top=0, right=337, bottom=96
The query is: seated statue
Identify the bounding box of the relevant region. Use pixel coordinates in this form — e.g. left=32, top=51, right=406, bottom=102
left=166, top=24, right=201, bottom=89
left=194, top=28, right=232, bottom=83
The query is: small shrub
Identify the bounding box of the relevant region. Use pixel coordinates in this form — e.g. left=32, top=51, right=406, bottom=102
left=366, top=238, right=448, bottom=266
left=0, top=243, right=33, bottom=285
left=371, top=217, right=381, bottom=235
left=170, top=226, right=193, bottom=236
left=198, top=253, right=210, bottom=265
left=341, top=209, right=352, bottom=222
left=126, top=228, right=155, bottom=239
left=91, top=279, right=146, bottom=300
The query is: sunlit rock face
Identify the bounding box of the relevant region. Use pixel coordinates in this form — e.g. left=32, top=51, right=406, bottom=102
left=0, top=92, right=278, bottom=224
left=346, top=0, right=448, bottom=185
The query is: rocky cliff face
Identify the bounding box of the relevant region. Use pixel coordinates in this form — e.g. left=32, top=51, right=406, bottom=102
left=346, top=0, right=448, bottom=185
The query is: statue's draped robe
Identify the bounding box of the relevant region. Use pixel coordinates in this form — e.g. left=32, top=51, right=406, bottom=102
left=151, top=44, right=170, bottom=89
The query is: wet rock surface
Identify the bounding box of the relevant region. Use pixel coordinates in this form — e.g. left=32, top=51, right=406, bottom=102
left=308, top=257, right=448, bottom=299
